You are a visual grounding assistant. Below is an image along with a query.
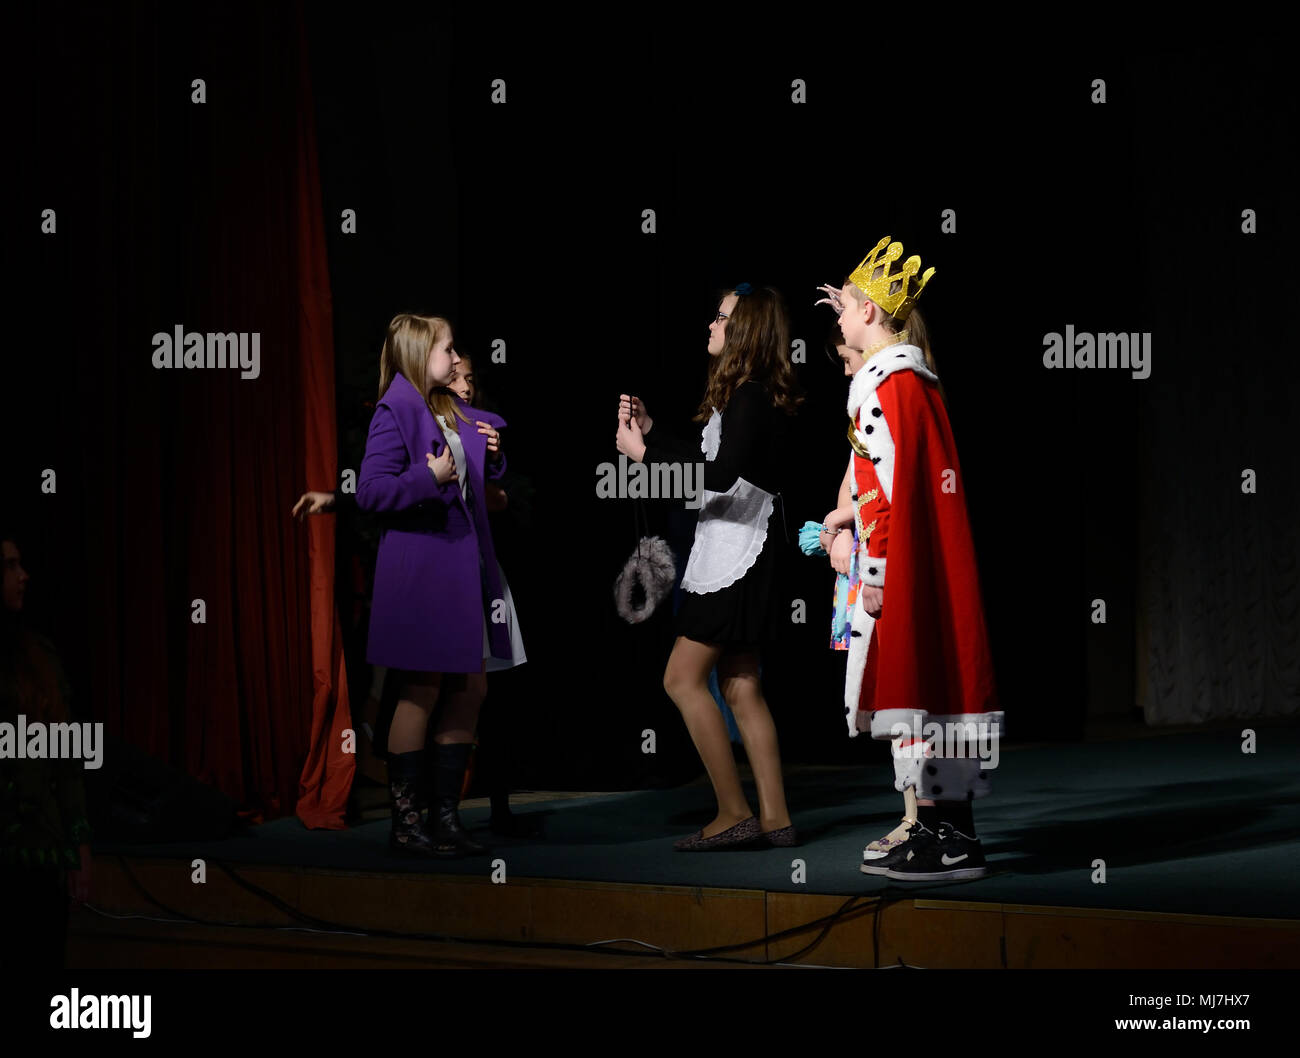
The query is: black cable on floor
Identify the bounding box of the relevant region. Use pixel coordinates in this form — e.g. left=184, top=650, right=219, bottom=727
left=110, top=854, right=981, bottom=967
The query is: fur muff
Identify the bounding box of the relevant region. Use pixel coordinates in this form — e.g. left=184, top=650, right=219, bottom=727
left=614, top=536, right=678, bottom=624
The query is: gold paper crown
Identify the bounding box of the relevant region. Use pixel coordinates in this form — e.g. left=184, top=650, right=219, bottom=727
left=848, top=236, right=935, bottom=321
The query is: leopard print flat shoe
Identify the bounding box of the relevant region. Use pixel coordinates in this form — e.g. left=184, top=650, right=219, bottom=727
left=673, top=815, right=762, bottom=851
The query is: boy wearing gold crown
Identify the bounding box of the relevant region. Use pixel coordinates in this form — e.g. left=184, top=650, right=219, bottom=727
left=815, top=237, right=1001, bottom=881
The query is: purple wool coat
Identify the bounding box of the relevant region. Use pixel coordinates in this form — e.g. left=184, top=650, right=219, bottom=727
left=357, top=371, right=511, bottom=673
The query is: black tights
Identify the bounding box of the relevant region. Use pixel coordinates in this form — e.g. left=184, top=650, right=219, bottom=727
left=918, top=798, right=976, bottom=836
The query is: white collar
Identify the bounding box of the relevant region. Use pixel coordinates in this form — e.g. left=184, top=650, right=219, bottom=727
left=846, top=344, right=937, bottom=417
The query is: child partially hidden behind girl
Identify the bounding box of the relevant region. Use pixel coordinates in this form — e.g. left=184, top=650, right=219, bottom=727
left=355, top=314, right=519, bottom=856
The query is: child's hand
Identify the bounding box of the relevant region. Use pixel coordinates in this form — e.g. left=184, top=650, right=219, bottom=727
left=476, top=420, right=502, bottom=459
left=830, top=529, right=854, bottom=575
left=292, top=491, right=336, bottom=520
left=616, top=414, right=647, bottom=463
left=619, top=394, right=652, bottom=434
left=861, top=584, right=883, bottom=619
left=814, top=283, right=845, bottom=316
left=823, top=508, right=851, bottom=531
left=486, top=482, right=508, bottom=512
left=427, top=445, right=458, bottom=485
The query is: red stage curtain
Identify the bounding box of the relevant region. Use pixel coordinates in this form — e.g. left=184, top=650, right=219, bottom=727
left=292, top=7, right=355, bottom=829
left=29, top=1, right=352, bottom=827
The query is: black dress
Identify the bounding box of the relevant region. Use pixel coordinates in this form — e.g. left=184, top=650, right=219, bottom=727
left=642, top=380, right=790, bottom=648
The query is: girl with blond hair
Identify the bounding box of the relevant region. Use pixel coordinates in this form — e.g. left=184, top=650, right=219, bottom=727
left=357, top=313, right=512, bottom=857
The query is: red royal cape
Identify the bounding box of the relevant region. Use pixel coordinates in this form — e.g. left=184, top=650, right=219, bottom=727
left=846, top=351, right=1000, bottom=739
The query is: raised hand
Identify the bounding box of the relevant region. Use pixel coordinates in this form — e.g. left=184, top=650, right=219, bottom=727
left=814, top=283, right=845, bottom=316
left=618, top=393, right=652, bottom=434
left=615, top=412, right=647, bottom=463
left=476, top=420, right=502, bottom=459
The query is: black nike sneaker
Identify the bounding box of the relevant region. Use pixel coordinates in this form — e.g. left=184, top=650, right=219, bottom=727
left=860, top=820, right=939, bottom=876
left=882, top=822, right=988, bottom=881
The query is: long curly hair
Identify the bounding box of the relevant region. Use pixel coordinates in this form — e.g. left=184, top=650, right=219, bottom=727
left=695, top=285, right=803, bottom=421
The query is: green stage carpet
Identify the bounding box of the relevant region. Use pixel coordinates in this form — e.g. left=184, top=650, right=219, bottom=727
left=93, top=728, right=1300, bottom=918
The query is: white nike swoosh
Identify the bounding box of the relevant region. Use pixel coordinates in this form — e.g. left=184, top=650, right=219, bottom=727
left=941, top=853, right=968, bottom=865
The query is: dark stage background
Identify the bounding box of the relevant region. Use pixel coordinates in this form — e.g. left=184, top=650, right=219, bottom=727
left=8, top=5, right=1297, bottom=824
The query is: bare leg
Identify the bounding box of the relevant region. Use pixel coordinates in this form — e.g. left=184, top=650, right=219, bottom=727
left=663, top=636, right=752, bottom=837
left=432, top=666, right=487, bottom=744
left=356, top=665, right=389, bottom=783
left=388, top=672, right=441, bottom=754
left=718, top=650, right=792, bottom=833
left=865, top=787, right=919, bottom=855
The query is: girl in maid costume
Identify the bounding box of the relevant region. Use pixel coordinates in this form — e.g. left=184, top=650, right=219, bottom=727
left=616, top=283, right=803, bottom=850
left=815, top=237, right=1001, bottom=881
left=355, top=313, right=520, bottom=857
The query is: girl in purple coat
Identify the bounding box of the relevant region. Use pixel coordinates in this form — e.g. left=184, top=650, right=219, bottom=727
left=358, top=313, right=512, bottom=857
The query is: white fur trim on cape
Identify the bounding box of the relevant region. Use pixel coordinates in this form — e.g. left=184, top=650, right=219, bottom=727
left=847, top=343, right=937, bottom=417
left=843, top=587, right=874, bottom=737
left=886, top=711, right=999, bottom=797
left=846, top=344, right=936, bottom=504
left=891, top=735, right=931, bottom=793
left=614, top=536, right=678, bottom=623
left=915, top=755, right=993, bottom=800
left=867, top=709, right=1006, bottom=741
left=842, top=344, right=940, bottom=736
left=860, top=555, right=886, bottom=587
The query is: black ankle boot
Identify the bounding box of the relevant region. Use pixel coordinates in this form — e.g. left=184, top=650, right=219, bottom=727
left=431, top=742, right=489, bottom=856
left=388, top=750, right=440, bottom=856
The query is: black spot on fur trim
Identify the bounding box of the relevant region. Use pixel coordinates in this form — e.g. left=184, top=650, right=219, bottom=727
left=864, top=425, right=874, bottom=434
left=871, top=407, right=883, bottom=417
